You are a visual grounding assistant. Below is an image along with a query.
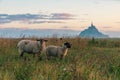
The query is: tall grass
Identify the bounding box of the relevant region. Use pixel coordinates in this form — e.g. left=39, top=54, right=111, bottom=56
left=0, top=37, right=120, bottom=80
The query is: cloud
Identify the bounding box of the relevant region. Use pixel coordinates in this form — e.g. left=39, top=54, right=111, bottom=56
left=61, top=26, right=70, bottom=29
left=49, top=13, right=75, bottom=20
left=116, top=22, right=120, bottom=23
left=82, top=14, right=89, bottom=16
left=102, top=26, right=112, bottom=28
left=0, top=13, right=75, bottom=24
left=111, top=0, right=120, bottom=1
left=79, top=19, right=89, bottom=22
left=92, top=0, right=100, bottom=4
left=91, top=0, right=120, bottom=5
left=22, top=20, right=64, bottom=24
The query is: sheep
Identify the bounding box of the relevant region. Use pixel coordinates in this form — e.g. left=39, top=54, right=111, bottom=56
left=45, top=42, right=71, bottom=60
left=17, top=39, right=47, bottom=59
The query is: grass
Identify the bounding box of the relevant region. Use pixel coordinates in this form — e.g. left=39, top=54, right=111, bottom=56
left=0, top=37, right=120, bottom=80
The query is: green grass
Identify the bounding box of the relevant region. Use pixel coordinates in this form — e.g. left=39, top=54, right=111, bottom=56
left=0, top=38, right=120, bottom=80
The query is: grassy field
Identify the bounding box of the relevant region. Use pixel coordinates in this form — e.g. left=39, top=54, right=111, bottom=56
left=0, top=37, right=120, bottom=80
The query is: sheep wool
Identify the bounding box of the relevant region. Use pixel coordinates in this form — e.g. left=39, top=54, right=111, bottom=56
left=46, top=42, right=71, bottom=60
left=17, top=39, right=47, bottom=57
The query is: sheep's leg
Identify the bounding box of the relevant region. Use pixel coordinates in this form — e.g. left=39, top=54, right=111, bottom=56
left=20, top=52, right=24, bottom=57
left=60, top=55, right=63, bottom=60
left=47, top=57, right=50, bottom=60
left=46, top=52, right=51, bottom=60
left=33, top=53, right=36, bottom=58
left=18, top=49, right=24, bottom=57
left=46, top=51, right=52, bottom=60
left=47, top=56, right=51, bottom=60
left=37, top=52, right=42, bottom=61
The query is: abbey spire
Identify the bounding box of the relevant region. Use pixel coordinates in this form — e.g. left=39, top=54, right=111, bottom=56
left=91, top=22, right=94, bottom=27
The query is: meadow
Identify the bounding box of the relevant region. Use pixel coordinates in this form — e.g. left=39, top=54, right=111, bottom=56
left=0, top=37, right=120, bottom=80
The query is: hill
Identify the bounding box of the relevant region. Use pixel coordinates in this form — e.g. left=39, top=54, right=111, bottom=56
left=79, top=23, right=109, bottom=38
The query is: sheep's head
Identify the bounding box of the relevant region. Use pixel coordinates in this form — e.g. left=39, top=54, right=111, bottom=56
left=64, top=42, right=71, bottom=48
left=37, top=39, right=48, bottom=51
left=37, top=39, right=48, bottom=42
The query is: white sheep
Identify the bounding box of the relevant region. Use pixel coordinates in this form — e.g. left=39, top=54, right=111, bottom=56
left=45, top=42, right=71, bottom=60
left=17, top=39, right=47, bottom=59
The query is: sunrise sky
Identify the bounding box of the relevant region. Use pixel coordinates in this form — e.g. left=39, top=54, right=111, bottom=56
left=0, top=0, right=120, bottom=32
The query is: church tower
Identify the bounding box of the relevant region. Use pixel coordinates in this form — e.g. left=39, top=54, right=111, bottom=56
left=91, top=22, right=94, bottom=27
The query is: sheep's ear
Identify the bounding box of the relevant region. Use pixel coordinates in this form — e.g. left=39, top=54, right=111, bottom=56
left=64, top=42, right=67, bottom=45
left=44, top=39, right=48, bottom=42
left=36, top=39, right=40, bottom=41
left=36, top=38, right=43, bottom=41
left=64, top=42, right=69, bottom=45
left=36, top=39, right=41, bottom=41
left=64, top=43, right=66, bottom=45
left=37, top=39, right=48, bottom=42
left=64, top=42, right=71, bottom=46
left=40, top=39, right=48, bottom=42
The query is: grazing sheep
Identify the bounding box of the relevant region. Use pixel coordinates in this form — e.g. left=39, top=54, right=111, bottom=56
left=46, top=42, right=71, bottom=60
left=17, top=39, right=47, bottom=59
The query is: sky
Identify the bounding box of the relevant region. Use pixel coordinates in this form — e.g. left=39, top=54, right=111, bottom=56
left=0, top=0, right=120, bottom=33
